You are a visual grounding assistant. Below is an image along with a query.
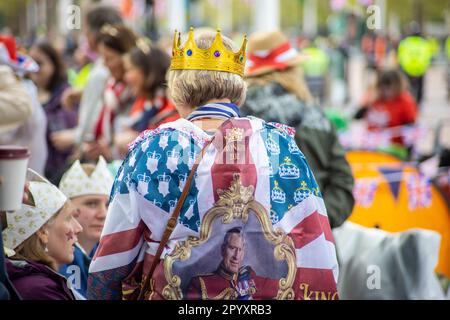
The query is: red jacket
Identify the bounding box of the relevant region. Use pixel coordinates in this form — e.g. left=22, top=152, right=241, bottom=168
left=366, top=91, right=418, bottom=145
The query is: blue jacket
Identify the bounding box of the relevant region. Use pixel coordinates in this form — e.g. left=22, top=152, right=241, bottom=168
left=59, top=243, right=98, bottom=298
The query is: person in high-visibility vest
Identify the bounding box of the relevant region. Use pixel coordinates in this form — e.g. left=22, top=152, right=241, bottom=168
left=397, top=33, right=433, bottom=104
left=301, top=43, right=330, bottom=103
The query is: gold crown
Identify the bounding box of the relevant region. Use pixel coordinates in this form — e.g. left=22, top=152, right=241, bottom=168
left=170, top=27, right=247, bottom=77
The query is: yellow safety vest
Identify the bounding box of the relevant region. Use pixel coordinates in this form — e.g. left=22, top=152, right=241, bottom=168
left=301, top=47, right=330, bottom=77
left=397, top=36, right=432, bottom=77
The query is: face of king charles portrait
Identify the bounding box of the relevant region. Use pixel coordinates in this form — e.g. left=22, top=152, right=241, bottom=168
left=221, top=231, right=245, bottom=274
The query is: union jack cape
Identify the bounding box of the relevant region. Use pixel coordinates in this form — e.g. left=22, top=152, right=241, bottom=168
left=87, top=117, right=339, bottom=300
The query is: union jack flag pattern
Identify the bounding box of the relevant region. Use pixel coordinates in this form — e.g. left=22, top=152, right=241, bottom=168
left=353, top=179, right=378, bottom=208
left=406, top=173, right=432, bottom=210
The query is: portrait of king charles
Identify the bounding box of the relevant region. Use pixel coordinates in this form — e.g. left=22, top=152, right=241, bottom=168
left=186, top=227, right=259, bottom=300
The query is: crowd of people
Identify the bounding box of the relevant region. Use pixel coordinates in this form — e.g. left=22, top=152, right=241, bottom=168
left=0, top=3, right=446, bottom=301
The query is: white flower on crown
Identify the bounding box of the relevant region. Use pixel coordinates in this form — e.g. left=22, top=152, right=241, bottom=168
left=2, top=180, right=67, bottom=252
left=59, top=156, right=114, bottom=199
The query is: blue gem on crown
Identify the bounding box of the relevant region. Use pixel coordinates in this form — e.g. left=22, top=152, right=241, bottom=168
left=279, top=157, right=300, bottom=179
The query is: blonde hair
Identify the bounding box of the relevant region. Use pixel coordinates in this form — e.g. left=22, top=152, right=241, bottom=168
left=10, top=202, right=70, bottom=271
left=167, top=32, right=247, bottom=109
left=245, top=67, right=313, bottom=103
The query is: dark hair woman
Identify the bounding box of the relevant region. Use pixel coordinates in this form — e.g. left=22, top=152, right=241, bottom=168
left=114, top=40, right=179, bottom=158
left=29, top=41, right=78, bottom=184
left=82, top=24, right=138, bottom=162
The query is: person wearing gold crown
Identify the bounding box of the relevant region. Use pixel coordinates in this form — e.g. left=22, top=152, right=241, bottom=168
left=58, top=156, right=114, bottom=298
left=2, top=172, right=83, bottom=299
left=87, top=28, right=339, bottom=300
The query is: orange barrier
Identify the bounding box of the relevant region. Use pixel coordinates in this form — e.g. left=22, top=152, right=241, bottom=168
left=347, top=150, right=450, bottom=277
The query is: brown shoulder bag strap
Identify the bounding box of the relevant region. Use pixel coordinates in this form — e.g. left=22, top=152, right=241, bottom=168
left=137, top=137, right=214, bottom=300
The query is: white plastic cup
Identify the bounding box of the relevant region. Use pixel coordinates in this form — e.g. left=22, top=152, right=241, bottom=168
left=0, top=146, right=29, bottom=211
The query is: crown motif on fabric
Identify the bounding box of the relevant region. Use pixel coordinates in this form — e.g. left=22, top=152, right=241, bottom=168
left=147, top=151, right=161, bottom=160
left=59, top=156, right=114, bottom=199
left=138, top=173, right=151, bottom=183
left=266, top=134, right=280, bottom=155
left=170, top=27, right=247, bottom=77
left=157, top=173, right=171, bottom=183
left=271, top=181, right=286, bottom=203
left=294, top=181, right=311, bottom=203
left=279, top=157, right=300, bottom=179
left=288, top=139, right=300, bottom=154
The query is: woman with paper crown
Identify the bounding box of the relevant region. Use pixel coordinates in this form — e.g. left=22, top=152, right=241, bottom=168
left=87, top=28, right=339, bottom=300
left=58, top=156, right=114, bottom=298
left=2, top=171, right=83, bottom=299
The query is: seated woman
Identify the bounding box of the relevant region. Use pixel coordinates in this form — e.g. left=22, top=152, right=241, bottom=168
left=114, top=40, right=179, bottom=158
left=82, top=24, right=137, bottom=162
left=2, top=173, right=83, bottom=299
left=58, top=156, right=114, bottom=298
left=87, top=29, right=339, bottom=300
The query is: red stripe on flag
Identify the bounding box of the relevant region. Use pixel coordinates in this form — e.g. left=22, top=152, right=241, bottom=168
left=294, top=267, right=339, bottom=300
left=93, top=220, right=146, bottom=259
left=211, top=118, right=257, bottom=202
left=288, top=211, right=334, bottom=249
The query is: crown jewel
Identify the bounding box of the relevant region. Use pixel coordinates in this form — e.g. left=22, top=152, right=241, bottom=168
left=170, top=27, right=247, bottom=77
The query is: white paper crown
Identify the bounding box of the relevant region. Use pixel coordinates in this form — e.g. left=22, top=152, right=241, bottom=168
left=2, top=181, right=67, bottom=251
left=58, top=156, right=114, bottom=199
